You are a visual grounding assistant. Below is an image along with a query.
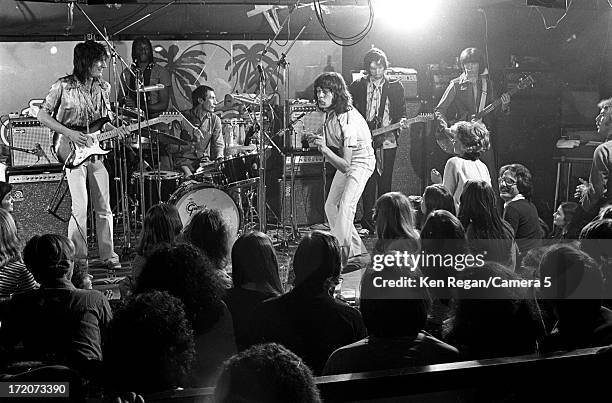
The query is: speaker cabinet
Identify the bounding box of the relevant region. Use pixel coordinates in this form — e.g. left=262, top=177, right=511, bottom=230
left=8, top=170, right=71, bottom=244
left=7, top=118, right=60, bottom=167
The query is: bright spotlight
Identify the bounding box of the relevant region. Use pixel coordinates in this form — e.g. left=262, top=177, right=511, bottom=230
left=375, top=0, right=439, bottom=29
left=50, top=46, right=58, bottom=55
left=154, top=45, right=163, bottom=53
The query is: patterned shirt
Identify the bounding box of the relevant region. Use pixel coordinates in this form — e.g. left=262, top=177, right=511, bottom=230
left=41, top=76, right=112, bottom=128
left=0, top=260, right=38, bottom=299
left=366, top=79, right=396, bottom=149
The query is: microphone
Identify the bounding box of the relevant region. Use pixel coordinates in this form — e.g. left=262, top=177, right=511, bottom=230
left=257, top=64, right=264, bottom=75
left=140, top=83, right=165, bottom=93
left=289, top=113, right=306, bottom=126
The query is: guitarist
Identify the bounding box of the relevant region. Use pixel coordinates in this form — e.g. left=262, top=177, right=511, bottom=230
left=37, top=40, right=129, bottom=271
left=434, top=47, right=510, bottom=191
left=349, top=48, right=407, bottom=234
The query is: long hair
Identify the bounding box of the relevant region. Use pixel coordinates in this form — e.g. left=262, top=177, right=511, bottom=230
left=131, top=36, right=154, bottom=65
left=136, top=203, right=183, bottom=256
left=459, top=180, right=514, bottom=263
left=231, top=232, right=283, bottom=295
left=373, top=192, right=420, bottom=254
left=313, top=72, right=352, bottom=115
left=459, top=47, right=486, bottom=74
left=23, top=234, right=75, bottom=283
left=0, top=209, right=20, bottom=266
left=73, top=40, right=108, bottom=84
left=292, top=231, right=341, bottom=290
left=422, top=184, right=456, bottom=217
left=182, top=209, right=231, bottom=269
left=0, top=181, right=12, bottom=204
left=499, top=163, right=534, bottom=201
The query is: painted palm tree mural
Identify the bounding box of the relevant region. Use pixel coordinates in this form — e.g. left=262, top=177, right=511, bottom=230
left=154, top=42, right=231, bottom=107
left=226, top=43, right=284, bottom=94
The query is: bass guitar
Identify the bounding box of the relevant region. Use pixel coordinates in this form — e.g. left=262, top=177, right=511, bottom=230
left=435, top=74, right=535, bottom=155
left=51, top=112, right=180, bottom=168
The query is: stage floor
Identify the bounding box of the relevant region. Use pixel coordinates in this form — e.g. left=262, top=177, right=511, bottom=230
left=89, top=224, right=375, bottom=303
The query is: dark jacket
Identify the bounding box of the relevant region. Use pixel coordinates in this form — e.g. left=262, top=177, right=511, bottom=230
left=349, top=76, right=406, bottom=125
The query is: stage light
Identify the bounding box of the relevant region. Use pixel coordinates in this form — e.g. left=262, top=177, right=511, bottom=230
left=50, top=46, right=58, bottom=55
left=154, top=45, right=163, bottom=53
left=374, top=0, right=439, bottom=29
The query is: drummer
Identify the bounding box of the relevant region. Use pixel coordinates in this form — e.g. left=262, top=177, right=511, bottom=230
left=171, top=85, right=225, bottom=177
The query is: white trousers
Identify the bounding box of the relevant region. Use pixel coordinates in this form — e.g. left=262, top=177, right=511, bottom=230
left=66, top=158, right=118, bottom=263
left=325, top=164, right=374, bottom=259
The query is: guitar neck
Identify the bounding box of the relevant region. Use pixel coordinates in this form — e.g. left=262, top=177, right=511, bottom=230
left=475, top=85, right=522, bottom=119
left=371, top=116, right=427, bottom=138
left=97, top=118, right=161, bottom=142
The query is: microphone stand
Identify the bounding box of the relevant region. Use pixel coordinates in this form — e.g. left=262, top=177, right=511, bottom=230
left=277, top=16, right=311, bottom=244
left=256, top=0, right=303, bottom=235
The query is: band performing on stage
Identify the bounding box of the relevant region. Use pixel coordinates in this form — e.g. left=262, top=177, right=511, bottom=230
left=4, top=0, right=612, bottom=398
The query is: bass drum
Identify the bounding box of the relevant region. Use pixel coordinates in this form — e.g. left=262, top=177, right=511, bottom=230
left=169, top=182, right=241, bottom=236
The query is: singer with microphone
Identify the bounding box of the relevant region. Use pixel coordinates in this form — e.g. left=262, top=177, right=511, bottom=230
left=37, top=40, right=129, bottom=271
left=309, top=72, right=375, bottom=271
left=119, top=36, right=173, bottom=169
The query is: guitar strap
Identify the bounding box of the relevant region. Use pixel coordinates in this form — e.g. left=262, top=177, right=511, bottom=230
left=478, top=77, right=488, bottom=113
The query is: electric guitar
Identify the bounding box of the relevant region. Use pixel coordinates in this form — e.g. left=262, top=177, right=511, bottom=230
left=51, top=112, right=180, bottom=168
left=435, top=74, right=535, bottom=155
left=369, top=113, right=434, bottom=139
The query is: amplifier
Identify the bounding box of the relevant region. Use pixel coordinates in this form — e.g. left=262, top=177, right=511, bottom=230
left=5, top=118, right=60, bottom=167
left=7, top=167, right=71, bottom=244
left=386, top=67, right=418, bottom=99
left=285, top=100, right=325, bottom=150
left=284, top=154, right=333, bottom=178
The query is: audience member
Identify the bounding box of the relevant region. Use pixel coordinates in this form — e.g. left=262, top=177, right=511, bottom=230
left=539, top=244, right=612, bottom=352
left=446, top=261, right=543, bottom=359
left=226, top=231, right=284, bottom=350
left=135, top=243, right=236, bottom=386
left=579, top=219, right=612, bottom=307
left=421, top=184, right=456, bottom=219
left=133, top=203, right=183, bottom=279
left=551, top=201, right=579, bottom=240
left=0, top=181, right=13, bottom=213
left=104, top=291, right=195, bottom=394
left=181, top=208, right=232, bottom=286
left=499, top=164, right=543, bottom=257
left=420, top=210, right=469, bottom=337
left=323, top=263, right=459, bottom=375
left=459, top=180, right=517, bottom=269
left=215, top=343, right=321, bottom=403
left=372, top=192, right=420, bottom=255
left=0, top=234, right=111, bottom=372
left=247, top=231, right=366, bottom=375
left=431, top=121, right=491, bottom=209
left=0, top=209, right=37, bottom=299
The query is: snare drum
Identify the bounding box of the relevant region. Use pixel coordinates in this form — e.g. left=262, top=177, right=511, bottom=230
left=132, top=171, right=182, bottom=213
left=169, top=182, right=241, bottom=236
left=217, top=152, right=259, bottom=188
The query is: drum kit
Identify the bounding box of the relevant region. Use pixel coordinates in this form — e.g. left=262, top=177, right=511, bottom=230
left=111, top=103, right=265, bottom=237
